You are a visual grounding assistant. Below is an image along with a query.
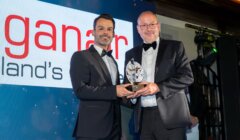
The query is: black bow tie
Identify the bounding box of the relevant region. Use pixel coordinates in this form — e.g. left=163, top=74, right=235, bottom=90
left=101, top=50, right=113, bottom=57
left=143, top=41, right=157, bottom=51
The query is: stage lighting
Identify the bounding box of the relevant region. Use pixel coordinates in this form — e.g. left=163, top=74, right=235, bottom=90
left=194, top=31, right=217, bottom=66
left=194, top=31, right=215, bottom=44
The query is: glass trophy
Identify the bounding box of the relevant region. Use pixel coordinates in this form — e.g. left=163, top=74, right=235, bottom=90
left=126, top=58, right=146, bottom=91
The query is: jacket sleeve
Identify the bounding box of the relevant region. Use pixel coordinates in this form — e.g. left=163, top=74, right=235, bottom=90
left=70, top=51, right=117, bottom=100
left=156, top=41, right=194, bottom=99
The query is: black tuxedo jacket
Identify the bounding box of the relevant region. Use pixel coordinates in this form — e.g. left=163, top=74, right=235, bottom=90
left=124, top=39, right=194, bottom=132
left=70, top=45, right=121, bottom=138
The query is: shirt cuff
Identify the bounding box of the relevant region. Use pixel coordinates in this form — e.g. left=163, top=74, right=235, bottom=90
left=130, top=98, right=137, bottom=104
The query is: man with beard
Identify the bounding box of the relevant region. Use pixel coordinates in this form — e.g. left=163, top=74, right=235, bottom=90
left=70, top=14, right=133, bottom=140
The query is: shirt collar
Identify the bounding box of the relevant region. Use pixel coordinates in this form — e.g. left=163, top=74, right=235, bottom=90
left=143, top=37, right=160, bottom=52
left=94, top=45, right=104, bottom=56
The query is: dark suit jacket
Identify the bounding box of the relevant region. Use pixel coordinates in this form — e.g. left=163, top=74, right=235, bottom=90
left=70, top=45, right=121, bottom=138
left=124, top=39, right=194, bottom=132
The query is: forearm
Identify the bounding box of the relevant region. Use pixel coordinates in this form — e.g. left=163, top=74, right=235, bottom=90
left=73, top=83, right=117, bottom=100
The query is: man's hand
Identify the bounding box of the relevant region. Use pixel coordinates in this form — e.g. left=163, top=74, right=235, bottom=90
left=127, top=82, right=160, bottom=98
left=190, top=115, right=199, bottom=128
left=116, top=84, right=134, bottom=97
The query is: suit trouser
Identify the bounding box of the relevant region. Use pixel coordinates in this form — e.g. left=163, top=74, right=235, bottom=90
left=75, top=120, right=121, bottom=140
left=140, top=107, right=186, bottom=140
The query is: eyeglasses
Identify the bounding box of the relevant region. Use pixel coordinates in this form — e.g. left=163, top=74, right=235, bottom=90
left=138, top=23, right=158, bottom=30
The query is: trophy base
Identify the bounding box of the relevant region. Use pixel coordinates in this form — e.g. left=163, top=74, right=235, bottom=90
left=126, top=83, right=146, bottom=92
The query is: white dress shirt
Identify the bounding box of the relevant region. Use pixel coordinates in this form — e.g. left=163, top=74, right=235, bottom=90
left=140, top=38, right=160, bottom=107
left=94, top=45, right=117, bottom=85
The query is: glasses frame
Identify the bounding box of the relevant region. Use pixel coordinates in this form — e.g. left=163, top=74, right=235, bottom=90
left=138, top=23, right=159, bottom=30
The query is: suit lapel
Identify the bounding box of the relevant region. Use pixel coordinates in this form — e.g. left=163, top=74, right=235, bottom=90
left=89, top=45, right=113, bottom=85
left=155, top=39, right=165, bottom=77
left=133, top=46, right=143, bottom=65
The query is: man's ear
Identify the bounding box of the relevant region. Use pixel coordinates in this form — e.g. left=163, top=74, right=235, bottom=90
left=136, top=26, right=140, bottom=33
left=92, top=30, right=95, bottom=37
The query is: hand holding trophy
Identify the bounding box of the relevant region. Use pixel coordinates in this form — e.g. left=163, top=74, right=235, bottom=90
left=126, top=58, right=146, bottom=92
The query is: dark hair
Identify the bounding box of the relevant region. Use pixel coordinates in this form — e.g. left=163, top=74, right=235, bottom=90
left=93, top=14, right=115, bottom=30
